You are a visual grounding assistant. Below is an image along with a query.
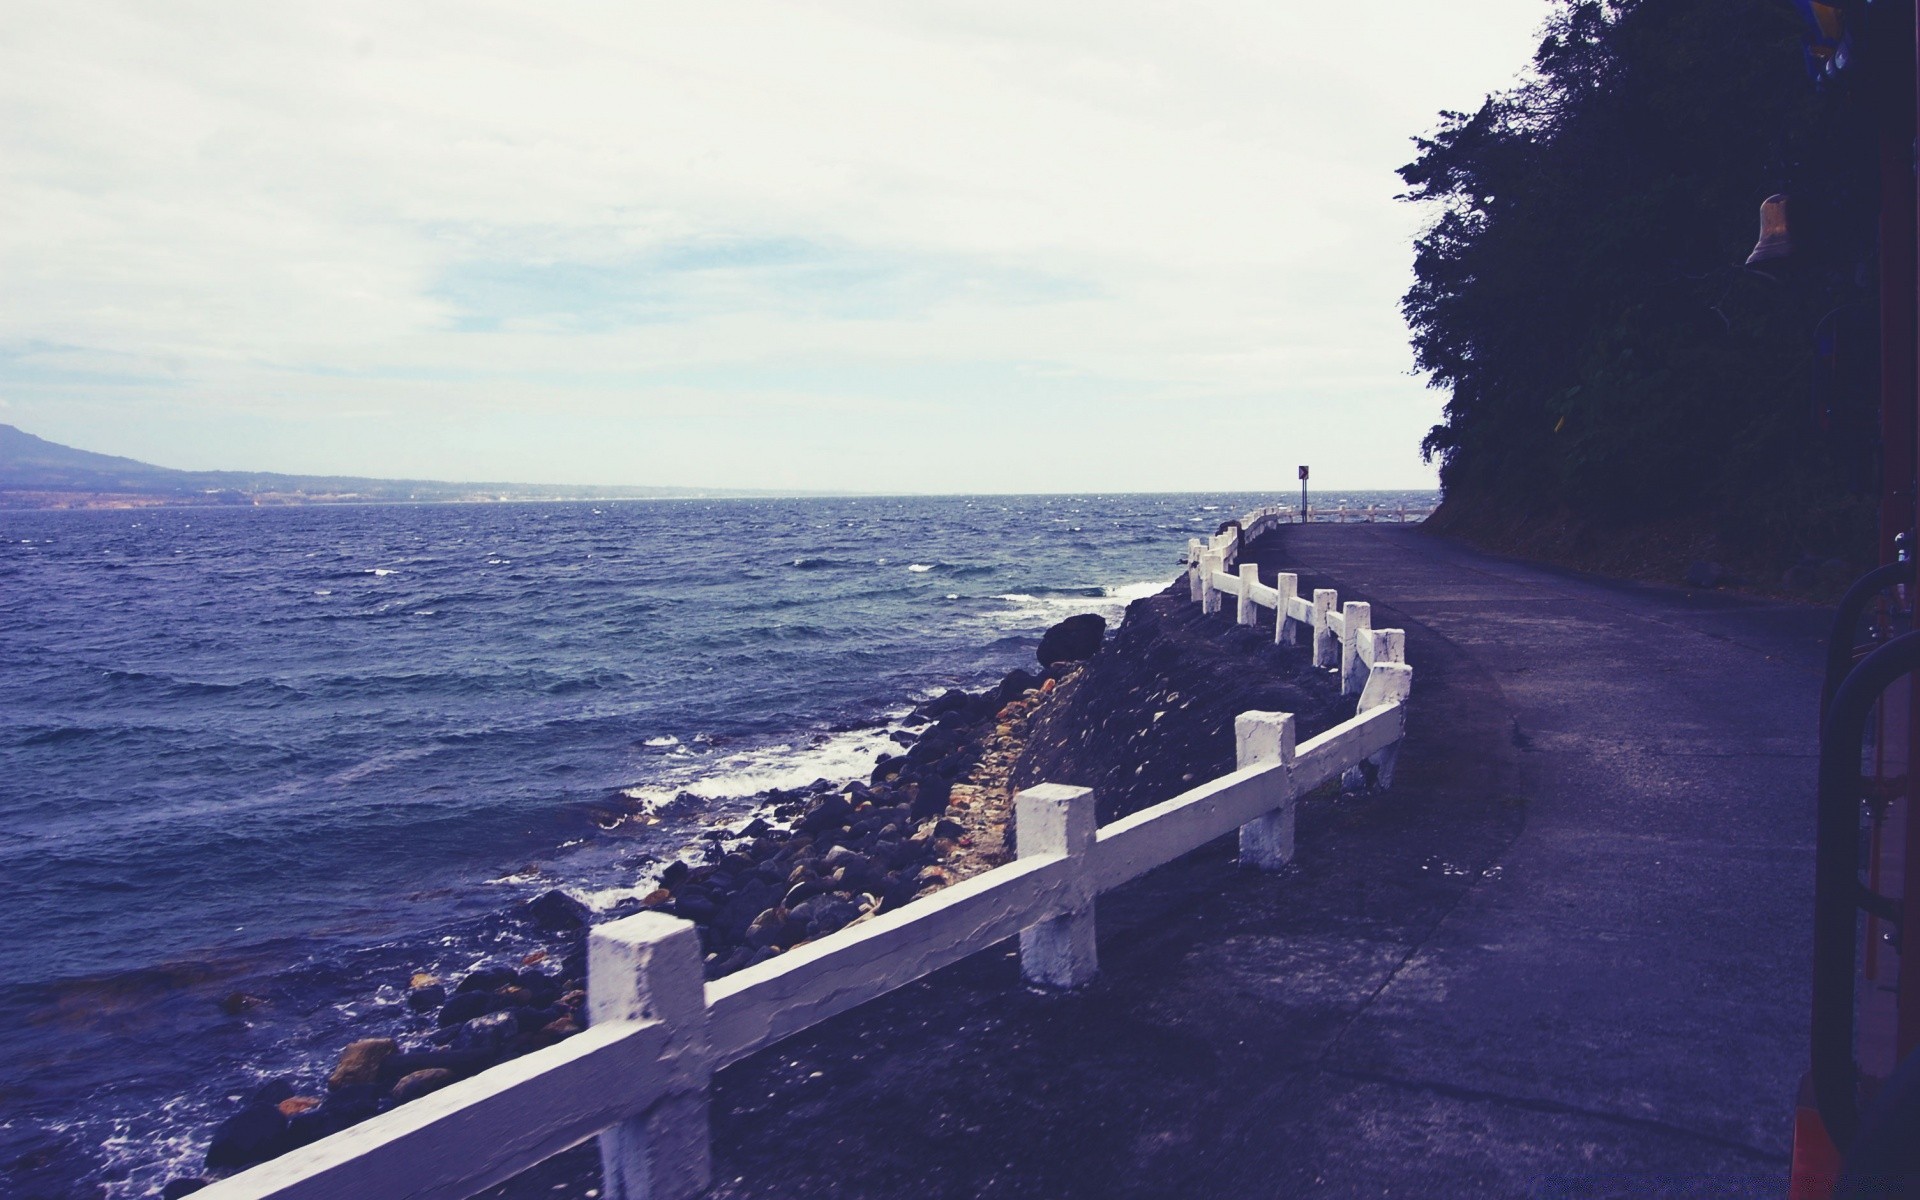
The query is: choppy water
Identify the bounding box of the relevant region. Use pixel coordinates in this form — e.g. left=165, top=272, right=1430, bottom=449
left=0, top=490, right=1431, bottom=1197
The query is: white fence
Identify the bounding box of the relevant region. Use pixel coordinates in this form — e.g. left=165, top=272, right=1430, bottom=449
left=1260, top=498, right=1434, bottom=525
left=198, top=507, right=1412, bottom=1200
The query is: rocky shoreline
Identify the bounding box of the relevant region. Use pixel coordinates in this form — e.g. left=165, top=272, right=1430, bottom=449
left=167, top=584, right=1352, bottom=1197
left=164, top=612, right=1113, bottom=1195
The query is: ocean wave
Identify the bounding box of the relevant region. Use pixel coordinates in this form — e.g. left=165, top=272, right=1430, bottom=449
left=788, top=556, right=844, bottom=570
left=619, top=720, right=906, bottom=809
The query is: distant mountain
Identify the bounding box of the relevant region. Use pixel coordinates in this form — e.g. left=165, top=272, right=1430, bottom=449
left=0, top=424, right=779, bottom=508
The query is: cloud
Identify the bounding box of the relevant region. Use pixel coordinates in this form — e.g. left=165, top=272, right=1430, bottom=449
left=0, top=0, right=1548, bottom=491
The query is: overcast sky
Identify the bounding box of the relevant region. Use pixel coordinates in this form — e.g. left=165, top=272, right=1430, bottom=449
left=1, top=2, right=1548, bottom=493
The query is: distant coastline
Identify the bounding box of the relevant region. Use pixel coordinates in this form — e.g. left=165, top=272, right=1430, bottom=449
left=0, top=423, right=817, bottom=510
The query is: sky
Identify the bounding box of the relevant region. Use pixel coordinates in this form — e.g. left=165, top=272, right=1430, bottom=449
left=0, top=2, right=1550, bottom=494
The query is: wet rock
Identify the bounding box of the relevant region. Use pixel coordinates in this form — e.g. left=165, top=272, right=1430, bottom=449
left=454, top=966, right=519, bottom=995
left=205, top=1104, right=292, bottom=1169
left=162, top=1180, right=210, bottom=1199
left=276, top=1096, right=321, bottom=1118
left=659, top=859, right=691, bottom=889
left=1037, top=614, right=1106, bottom=665
left=525, top=888, right=589, bottom=932
left=452, top=1009, right=521, bottom=1051
left=390, top=1069, right=457, bottom=1104
left=327, top=1039, right=396, bottom=1090
left=437, top=989, right=513, bottom=1027
left=407, top=983, right=446, bottom=1013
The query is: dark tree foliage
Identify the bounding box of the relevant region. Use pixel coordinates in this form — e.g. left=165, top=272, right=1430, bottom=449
left=1402, top=0, right=1880, bottom=565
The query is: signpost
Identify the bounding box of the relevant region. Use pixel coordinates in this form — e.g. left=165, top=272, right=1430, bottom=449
left=1298, top=465, right=1309, bottom=524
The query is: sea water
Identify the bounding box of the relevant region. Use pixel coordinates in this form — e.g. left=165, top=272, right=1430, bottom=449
left=0, top=490, right=1431, bottom=1196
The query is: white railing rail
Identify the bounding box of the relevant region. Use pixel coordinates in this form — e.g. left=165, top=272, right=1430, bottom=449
left=198, top=506, right=1412, bottom=1200
left=1187, top=508, right=1407, bottom=703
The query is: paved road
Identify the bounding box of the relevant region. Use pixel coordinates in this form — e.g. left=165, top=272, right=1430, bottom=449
left=496, top=525, right=1830, bottom=1199
left=1231, top=524, right=1828, bottom=1196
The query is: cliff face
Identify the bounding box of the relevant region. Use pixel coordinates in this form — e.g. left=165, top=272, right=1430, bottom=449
left=1011, top=585, right=1352, bottom=824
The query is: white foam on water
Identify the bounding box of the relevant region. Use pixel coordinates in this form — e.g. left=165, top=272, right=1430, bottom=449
left=988, top=579, right=1168, bottom=629
left=620, top=721, right=905, bottom=810
left=907, top=563, right=935, bottom=573
left=365, top=568, right=395, bottom=576
left=644, top=735, right=681, bottom=748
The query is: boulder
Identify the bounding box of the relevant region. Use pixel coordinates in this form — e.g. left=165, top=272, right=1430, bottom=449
left=437, top=990, right=513, bottom=1027
left=327, top=1039, right=396, bottom=1090
left=406, top=983, right=446, bottom=1013
left=525, top=888, right=589, bottom=932
left=205, top=1104, right=292, bottom=1169
left=162, top=1180, right=210, bottom=1199
left=390, top=1069, right=457, bottom=1104
left=454, top=966, right=519, bottom=995
left=1037, top=614, right=1106, bottom=665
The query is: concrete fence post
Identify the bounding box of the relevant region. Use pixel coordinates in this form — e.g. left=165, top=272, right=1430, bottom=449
left=1201, top=552, right=1224, bottom=615
left=1339, top=601, right=1372, bottom=696
left=1311, top=589, right=1339, bottom=668
left=1273, top=573, right=1299, bottom=645
left=1235, top=712, right=1298, bottom=869
left=1349, top=662, right=1415, bottom=791
left=1237, top=563, right=1259, bottom=627
left=1187, top=539, right=1205, bottom=602
left=1016, top=784, right=1098, bottom=988
left=590, top=914, right=713, bottom=1200
left=1371, top=628, right=1406, bottom=669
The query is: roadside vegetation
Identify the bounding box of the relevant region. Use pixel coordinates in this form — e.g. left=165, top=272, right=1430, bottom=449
left=1403, top=0, right=1881, bottom=590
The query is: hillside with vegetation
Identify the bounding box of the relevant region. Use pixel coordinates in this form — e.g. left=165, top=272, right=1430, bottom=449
left=1403, top=0, right=1881, bottom=589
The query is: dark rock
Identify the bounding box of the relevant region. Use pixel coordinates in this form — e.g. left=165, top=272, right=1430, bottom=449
left=909, top=775, right=952, bottom=820
left=205, top=1104, right=292, bottom=1170
left=390, top=1068, right=457, bottom=1103
left=790, top=894, right=861, bottom=939
left=1783, top=564, right=1818, bottom=592
left=327, top=1039, right=396, bottom=1090
left=745, top=906, right=792, bottom=949
left=437, top=990, right=513, bottom=1027
left=378, top=1049, right=496, bottom=1085
left=739, top=817, right=772, bottom=839
left=162, top=1180, right=210, bottom=1199
left=659, top=860, right=691, bottom=889
left=889, top=730, right=919, bottom=747
left=406, top=984, right=446, bottom=1013
left=798, top=792, right=852, bottom=834
left=1037, top=614, right=1106, bottom=665
left=248, top=1078, right=298, bottom=1108
left=454, top=966, right=519, bottom=995
left=997, top=668, right=1043, bottom=702
left=452, top=1009, right=521, bottom=1051
left=525, top=888, right=589, bottom=932
left=933, top=818, right=965, bottom=841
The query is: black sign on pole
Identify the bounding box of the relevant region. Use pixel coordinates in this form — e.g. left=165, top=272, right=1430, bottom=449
left=1298, top=466, right=1309, bottom=523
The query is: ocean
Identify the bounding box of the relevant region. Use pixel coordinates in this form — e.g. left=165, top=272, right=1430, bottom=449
left=0, top=490, right=1432, bottom=1197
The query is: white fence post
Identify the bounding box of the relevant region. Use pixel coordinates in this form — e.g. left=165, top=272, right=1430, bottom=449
left=590, top=914, right=712, bottom=1200
left=1349, top=662, right=1414, bottom=791
left=1311, top=589, right=1339, bottom=668
left=1339, top=601, right=1371, bottom=696
left=1200, top=552, right=1222, bottom=615
left=1187, top=539, right=1205, bottom=602
left=1016, top=783, right=1098, bottom=988
left=1235, top=712, right=1298, bottom=869
left=1237, top=563, right=1259, bottom=627
left=1273, top=573, right=1299, bottom=645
